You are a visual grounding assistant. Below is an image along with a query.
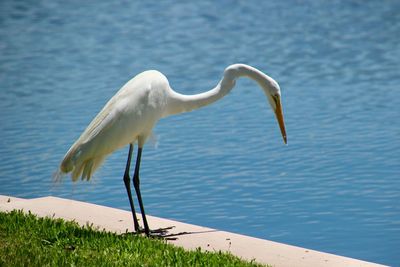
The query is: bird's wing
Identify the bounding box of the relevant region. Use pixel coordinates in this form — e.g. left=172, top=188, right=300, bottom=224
left=60, top=85, right=137, bottom=178
left=78, top=97, right=122, bottom=144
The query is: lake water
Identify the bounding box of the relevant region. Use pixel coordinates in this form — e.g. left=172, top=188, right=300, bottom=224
left=1, top=1, right=399, bottom=265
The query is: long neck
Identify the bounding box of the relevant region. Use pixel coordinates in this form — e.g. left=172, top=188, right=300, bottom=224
left=164, top=64, right=270, bottom=117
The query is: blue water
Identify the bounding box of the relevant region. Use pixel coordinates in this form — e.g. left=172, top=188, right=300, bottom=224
left=1, top=1, right=399, bottom=265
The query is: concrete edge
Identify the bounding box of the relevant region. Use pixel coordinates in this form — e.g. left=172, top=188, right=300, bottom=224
left=0, top=195, right=387, bottom=267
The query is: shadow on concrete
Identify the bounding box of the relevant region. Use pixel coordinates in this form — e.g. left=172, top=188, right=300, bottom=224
left=123, top=226, right=218, bottom=241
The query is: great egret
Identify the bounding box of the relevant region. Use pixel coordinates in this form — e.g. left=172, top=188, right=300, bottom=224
left=57, top=64, right=287, bottom=236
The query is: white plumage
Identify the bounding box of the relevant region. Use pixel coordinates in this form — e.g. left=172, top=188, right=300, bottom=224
left=60, top=70, right=170, bottom=181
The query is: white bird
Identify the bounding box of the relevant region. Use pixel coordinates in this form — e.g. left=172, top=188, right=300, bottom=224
left=58, top=64, right=287, bottom=236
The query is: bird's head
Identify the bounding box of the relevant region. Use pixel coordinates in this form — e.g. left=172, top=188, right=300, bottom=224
left=224, top=64, right=287, bottom=144
left=260, top=75, right=287, bottom=144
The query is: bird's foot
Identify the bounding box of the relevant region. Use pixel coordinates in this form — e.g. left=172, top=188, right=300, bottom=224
left=123, top=226, right=176, bottom=239
left=138, top=226, right=176, bottom=239
left=149, top=226, right=175, bottom=237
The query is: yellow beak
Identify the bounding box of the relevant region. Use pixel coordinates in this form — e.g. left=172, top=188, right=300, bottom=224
left=274, top=96, right=287, bottom=144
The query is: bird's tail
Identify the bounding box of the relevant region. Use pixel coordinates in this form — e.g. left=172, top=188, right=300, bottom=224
left=56, top=143, right=105, bottom=182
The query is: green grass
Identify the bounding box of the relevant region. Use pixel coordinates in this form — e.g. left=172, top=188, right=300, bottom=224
left=0, top=210, right=265, bottom=266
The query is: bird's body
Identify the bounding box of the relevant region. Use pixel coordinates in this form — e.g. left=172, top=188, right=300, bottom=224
left=61, top=70, right=170, bottom=180
left=58, top=64, right=287, bottom=236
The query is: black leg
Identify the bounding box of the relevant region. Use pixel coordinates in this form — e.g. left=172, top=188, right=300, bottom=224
left=123, top=143, right=140, bottom=232
left=133, top=147, right=150, bottom=236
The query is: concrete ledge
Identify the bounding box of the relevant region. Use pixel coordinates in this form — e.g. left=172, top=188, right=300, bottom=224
left=0, top=195, right=386, bottom=267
